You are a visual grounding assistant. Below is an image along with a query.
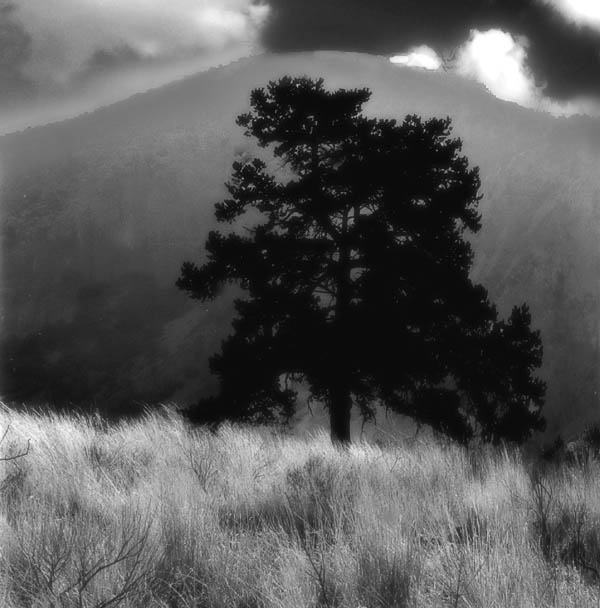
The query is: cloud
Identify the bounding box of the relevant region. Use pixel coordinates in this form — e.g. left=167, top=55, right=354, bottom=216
left=84, top=46, right=144, bottom=76
left=0, top=3, right=36, bottom=106
left=387, top=28, right=599, bottom=116
left=11, top=0, right=270, bottom=88
left=541, top=0, right=600, bottom=29
left=454, top=29, right=541, bottom=107
left=454, top=28, right=600, bottom=116
left=0, top=0, right=270, bottom=130
left=390, top=45, right=442, bottom=70
left=262, top=0, right=600, bottom=102
left=388, top=29, right=544, bottom=108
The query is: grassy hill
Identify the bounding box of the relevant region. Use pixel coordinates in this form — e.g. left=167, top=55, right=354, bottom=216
left=2, top=407, right=600, bottom=606
left=1, top=51, right=599, bottom=435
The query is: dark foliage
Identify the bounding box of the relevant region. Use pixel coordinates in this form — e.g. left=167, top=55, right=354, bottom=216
left=178, top=76, right=546, bottom=444
left=541, top=423, right=600, bottom=467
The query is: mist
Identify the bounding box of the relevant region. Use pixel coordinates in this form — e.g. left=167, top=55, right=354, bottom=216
left=0, top=0, right=269, bottom=133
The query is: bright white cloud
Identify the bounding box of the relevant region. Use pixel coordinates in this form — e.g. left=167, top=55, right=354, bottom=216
left=13, top=0, right=270, bottom=86
left=540, top=0, right=600, bottom=28
left=390, top=45, right=442, bottom=71
left=453, top=28, right=599, bottom=116
left=455, top=29, right=540, bottom=106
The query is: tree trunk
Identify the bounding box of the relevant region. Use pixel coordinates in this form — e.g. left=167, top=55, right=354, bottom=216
left=329, top=209, right=352, bottom=446
left=311, top=137, right=354, bottom=446
left=329, top=383, right=352, bottom=445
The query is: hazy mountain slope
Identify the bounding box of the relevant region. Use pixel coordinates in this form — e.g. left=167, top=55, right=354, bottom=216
left=1, top=51, right=598, bottom=435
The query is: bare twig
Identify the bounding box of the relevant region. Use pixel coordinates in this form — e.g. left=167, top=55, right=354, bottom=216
left=0, top=425, right=30, bottom=461
left=16, top=507, right=155, bottom=608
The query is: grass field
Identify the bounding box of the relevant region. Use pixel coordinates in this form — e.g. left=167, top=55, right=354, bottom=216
left=1, top=405, right=600, bottom=607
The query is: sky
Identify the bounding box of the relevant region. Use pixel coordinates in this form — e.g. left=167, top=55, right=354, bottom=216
left=2, top=0, right=600, bottom=133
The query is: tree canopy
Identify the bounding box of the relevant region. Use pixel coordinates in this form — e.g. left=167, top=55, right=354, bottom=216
left=177, top=76, right=546, bottom=444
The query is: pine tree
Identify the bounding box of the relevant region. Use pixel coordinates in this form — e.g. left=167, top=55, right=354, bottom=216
left=177, top=76, right=545, bottom=444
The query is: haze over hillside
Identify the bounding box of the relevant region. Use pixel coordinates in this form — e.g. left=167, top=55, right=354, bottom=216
left=1, top=51, right=599, bottom=437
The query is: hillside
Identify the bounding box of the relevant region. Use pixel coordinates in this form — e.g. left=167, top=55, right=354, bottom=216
left=1, top=51, right=599, bottom=436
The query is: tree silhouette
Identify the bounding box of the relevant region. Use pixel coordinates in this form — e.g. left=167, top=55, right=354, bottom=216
left=177, top=76, right=545, bottom=444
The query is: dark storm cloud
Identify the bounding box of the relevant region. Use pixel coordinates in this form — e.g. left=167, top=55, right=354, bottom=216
left=261, top=0, right=600, bottom=100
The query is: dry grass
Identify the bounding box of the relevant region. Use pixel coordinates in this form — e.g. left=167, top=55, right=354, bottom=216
left=1, top=404, right=600, bottom=607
